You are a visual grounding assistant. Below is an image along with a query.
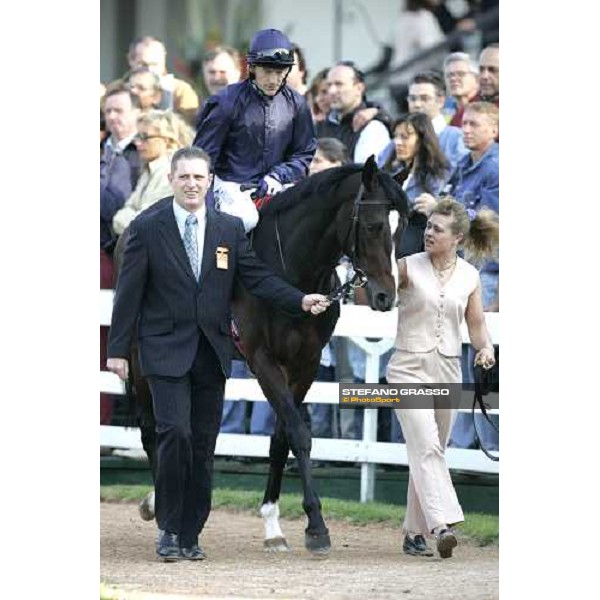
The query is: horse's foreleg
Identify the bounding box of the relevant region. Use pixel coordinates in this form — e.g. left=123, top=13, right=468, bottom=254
left=288, top=388, right=331, bottom=556
left=261, top=418, right=290, bottom=551
left=250, top=350, right=324, bottom=553
left=251, top=348, right=331, bottom=555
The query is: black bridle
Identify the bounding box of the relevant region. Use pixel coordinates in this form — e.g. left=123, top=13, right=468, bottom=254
left=326, top=182, right=393, bottom=303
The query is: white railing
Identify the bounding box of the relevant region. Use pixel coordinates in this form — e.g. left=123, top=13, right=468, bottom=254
left=100, top=290, right=499, bottom=501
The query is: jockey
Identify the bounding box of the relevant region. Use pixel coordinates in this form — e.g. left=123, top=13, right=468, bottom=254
left=193, top=28, right=317, bottom=232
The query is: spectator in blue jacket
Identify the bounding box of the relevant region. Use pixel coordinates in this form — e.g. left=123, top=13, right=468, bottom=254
left=193, top=28, right=317, bottom=233
left=447, top=101, right=499, bottom=451
left=100, top=88, right=141, bottom=253
left=409, top=72, right=468, bottom=171
left=447, top=101, right=499, bottom=218
left=378, top=71, right=468, bottom=173
left=100, top=87, right=141, bottom=425
left=446, top=101, right=499, bottom=309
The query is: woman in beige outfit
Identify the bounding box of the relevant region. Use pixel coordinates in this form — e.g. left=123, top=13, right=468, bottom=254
left=386, top=198, right=498, bottom=559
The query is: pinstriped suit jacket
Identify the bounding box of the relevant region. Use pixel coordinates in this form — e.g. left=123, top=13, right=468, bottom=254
left=107, top=196, right=305, bottom=377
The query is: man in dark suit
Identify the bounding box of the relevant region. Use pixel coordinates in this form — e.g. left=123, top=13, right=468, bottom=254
left=107, top=146, right=330, bottom=562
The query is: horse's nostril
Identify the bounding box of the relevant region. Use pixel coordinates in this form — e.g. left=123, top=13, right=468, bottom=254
left=376, top=293, right=390, bottom=309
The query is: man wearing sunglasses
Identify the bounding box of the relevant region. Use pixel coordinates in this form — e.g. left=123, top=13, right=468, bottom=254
left=193, top=28, right=316, bottom=233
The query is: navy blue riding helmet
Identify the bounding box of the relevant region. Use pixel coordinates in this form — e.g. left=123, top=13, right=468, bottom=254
left=247, top=28, right=295, bottom=96
left=246, top=28, right=295, bottom=67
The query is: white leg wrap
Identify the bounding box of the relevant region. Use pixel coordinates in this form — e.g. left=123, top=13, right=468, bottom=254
left=260, top=502, right=285, bottom=540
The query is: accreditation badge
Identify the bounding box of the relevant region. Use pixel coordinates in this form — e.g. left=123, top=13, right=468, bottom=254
left=216, top=246, right=229, bottom=270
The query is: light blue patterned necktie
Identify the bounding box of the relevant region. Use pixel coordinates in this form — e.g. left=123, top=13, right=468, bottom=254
left=183, top=213, right=199, bottom=280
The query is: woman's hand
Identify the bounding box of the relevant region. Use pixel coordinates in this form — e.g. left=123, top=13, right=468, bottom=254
left=413, top=193, right=437, bottom=215
left=474, top=347, right=495, bottom=370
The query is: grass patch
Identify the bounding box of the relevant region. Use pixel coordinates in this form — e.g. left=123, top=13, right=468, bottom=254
left=100, top=582, right=125, bottom=599
left=101, top=485, right=498, bottom=546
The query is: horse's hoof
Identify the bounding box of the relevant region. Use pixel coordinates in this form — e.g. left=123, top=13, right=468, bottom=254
left=264, top=537, right=290, bottom=553
left=138, top=492, right=155, bottom=521
left=305, top=531, right=331, bottom=556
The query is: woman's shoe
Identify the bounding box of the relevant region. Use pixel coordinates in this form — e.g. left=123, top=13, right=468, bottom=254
left=403, top=534, right=434, bottom=557
left=436, top=528, right=458, bottom=559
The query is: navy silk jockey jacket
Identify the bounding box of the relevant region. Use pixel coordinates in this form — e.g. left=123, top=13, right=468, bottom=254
left=193, top=80, right=317, bottom=185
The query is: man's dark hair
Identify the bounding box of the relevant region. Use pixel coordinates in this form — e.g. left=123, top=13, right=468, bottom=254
left=411, top=71, right=446, bottom=96
left=203, top=45, right=242, bottom=69
left=104, top=87, right=141, bottom=110
left=128, top=35, right=163, bottom=59
left=125, top=67, right=162, bottom=93
left=171, top=146, right=212, bottom=173
left=292, top=44, right=308, bottom=84
left=336, top=60, right=365, bottom=84
left=316, top=138, right=350, bottom=165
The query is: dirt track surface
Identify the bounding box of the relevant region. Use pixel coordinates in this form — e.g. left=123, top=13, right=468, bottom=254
left=101, top=502, right=498, bottom=599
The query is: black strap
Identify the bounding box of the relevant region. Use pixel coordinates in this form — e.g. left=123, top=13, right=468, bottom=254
left=472, top=365, right=499, bottom=462
left=326, top=268, right=367, bottom=303
left=275, top=212, right=286, bottom=273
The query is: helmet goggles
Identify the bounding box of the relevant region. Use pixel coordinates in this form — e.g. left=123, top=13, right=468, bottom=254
left=248, top=47, right=294, bottom=67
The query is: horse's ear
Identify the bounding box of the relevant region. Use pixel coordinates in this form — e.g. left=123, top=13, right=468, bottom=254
left=392, top=168, right=410, bottom=186
left=361, top=155, right=379, bottom=192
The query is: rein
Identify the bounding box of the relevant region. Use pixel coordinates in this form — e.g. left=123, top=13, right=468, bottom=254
left=472, top=364, right=499, bottom=462
left=275, top=212, right=287, bottom=273
left=325, top=267, right=367, bottom=303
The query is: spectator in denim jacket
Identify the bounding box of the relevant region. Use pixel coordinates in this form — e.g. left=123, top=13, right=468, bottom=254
left=447, top=102, right=499, bottom=451
left=448, top=102, right=499, bottom=227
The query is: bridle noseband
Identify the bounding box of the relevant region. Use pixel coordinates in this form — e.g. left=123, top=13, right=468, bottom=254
left=327, top=182, right=393, bottom=303
left=345, top=182, right=394, bottom=266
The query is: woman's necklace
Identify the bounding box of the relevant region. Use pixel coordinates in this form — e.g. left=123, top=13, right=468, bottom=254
left=432, top=257, right=457, bottom=280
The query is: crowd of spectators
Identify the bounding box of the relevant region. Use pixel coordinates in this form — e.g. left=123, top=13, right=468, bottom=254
left=100, top=21, right=499, bottom=453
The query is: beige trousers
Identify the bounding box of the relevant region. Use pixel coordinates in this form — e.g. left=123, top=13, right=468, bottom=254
left=386, top=349, right=464, bottom=535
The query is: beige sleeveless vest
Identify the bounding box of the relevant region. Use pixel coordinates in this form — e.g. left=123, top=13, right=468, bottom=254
left=394, top=253, right=479, bottom=357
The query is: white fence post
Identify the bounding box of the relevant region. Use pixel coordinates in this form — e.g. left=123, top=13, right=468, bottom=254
left=348, top=337, right=396, bottom=502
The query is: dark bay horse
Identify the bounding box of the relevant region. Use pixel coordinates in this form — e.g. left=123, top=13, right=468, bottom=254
left=113, top=155, right=409, bottom=555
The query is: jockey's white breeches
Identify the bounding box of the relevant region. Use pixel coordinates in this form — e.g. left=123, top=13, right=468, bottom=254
left=213, top=175, right=259, bottom=233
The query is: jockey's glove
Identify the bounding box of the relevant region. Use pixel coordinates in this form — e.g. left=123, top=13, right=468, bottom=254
left=254, top=174, right=283, bottom=199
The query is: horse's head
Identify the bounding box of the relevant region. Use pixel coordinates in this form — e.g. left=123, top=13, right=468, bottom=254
left=340, top=156, right=410, bottom=312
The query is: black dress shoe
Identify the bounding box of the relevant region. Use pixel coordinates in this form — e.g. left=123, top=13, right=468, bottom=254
left=180, top=544, right=207, bottom=561
left=156, top=531, right=180, bottom=562
left=403, top=534, right=434, bottom=557
left=436, top=528, right=458, bottom=559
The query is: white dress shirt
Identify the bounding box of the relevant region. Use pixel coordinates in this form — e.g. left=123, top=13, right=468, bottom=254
left=353, top=120, right=391, bottom=164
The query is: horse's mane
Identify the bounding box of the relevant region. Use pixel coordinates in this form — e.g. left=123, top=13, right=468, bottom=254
left=259, top=164, right=408, bottom=217
left=258, top=164, right=359, bottom=216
